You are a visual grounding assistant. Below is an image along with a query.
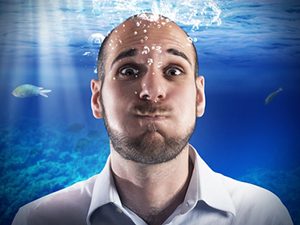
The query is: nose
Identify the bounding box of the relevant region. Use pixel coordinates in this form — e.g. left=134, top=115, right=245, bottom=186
left=139, top=71, right=166, bottom=102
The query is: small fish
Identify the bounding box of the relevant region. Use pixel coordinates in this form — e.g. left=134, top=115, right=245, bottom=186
left=12, top=84, right=52, bottom=98
left=265, top=87, right=283, bottom=105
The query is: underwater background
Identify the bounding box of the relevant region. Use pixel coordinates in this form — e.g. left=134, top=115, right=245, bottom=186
left=1, top=0, right=300, bottom=224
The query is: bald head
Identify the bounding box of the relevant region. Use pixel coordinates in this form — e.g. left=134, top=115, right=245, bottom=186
left=97, top=14, right=199, bottom=81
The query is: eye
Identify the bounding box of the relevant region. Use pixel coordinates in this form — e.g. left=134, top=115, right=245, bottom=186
left=164, top=66, right=184, bottom=76
left=119, top=66, right=139, bottom=77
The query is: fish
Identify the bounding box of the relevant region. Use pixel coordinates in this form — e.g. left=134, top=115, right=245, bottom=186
left=264, top=87, right=283, bottom=105
left=12, top=84, right=52, bottom=98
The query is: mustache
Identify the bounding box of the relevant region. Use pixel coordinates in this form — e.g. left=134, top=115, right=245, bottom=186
left=132, top=102, right=172, bottom=115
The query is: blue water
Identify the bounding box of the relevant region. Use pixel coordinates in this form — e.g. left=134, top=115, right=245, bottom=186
left=1, top=0, right=300, bottom=224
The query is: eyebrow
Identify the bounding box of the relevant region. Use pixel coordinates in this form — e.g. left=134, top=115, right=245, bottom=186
left=111, top=48, right=137, bottom=68
left=110, top=47, right=192, bottom=68
left=166, top=48, right=192, bottom=66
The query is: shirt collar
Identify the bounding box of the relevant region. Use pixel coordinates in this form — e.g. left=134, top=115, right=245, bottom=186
left=86, top=145, right=236, bottom=224
left=186, top=145, right=236, bottom=216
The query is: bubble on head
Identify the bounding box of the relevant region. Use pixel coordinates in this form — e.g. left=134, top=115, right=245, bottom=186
left=142, top=46, right=150, bottom=55
left=155, top=45, right=162, bottom=53
left=147, top=58, right=154, bottom=65
left=137, top=13, right=160, bottom=22
left=187, top=37, right=193, bottom=43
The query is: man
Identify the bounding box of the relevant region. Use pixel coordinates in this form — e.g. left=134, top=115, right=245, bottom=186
left=12, top=13, right=293, bottom=225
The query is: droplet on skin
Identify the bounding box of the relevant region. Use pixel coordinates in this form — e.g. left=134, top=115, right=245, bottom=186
left=113, top=77, right=116, bottom=80
left=119, top=39, right=122, bottom=44
left=144, top=36, right=148, bottom=41
left=147, top=58, right=153, bottom=65
left=134, top=75, right=138, bottom=78
left=155, top=46, right=162, bottom=53
left=143, top=29, right=147, bottom=33
left=140, top=39, right=144, bottom=43
left=142, top=46, right=150, bottom=54
left=122, top=24, right=126, bottom=27
left=157, top=24, right=161, bottom=28
left=136, top=22, right=140, bottom=27
left=134, top=31, right=138, bottom=35
left=134, top=91, right=138, bottom=95
left=157, top=62, right=162, bottom=68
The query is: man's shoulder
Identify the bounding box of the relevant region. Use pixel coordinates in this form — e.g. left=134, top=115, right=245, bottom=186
left=217, top=173, right=293, bottom=225
left=12, top=175, right=98, bottom=225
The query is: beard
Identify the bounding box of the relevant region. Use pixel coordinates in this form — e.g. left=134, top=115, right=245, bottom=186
left=101, top=105, right=195, bottom=165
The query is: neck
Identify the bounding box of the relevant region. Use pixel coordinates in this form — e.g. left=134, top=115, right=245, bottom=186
left=110, top=144, right=193, bottom=225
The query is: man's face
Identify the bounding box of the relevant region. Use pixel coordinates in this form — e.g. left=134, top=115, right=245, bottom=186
left=91, top=15, right=205, bottom=164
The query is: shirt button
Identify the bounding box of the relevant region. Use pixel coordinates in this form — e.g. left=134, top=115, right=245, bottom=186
left=186, top=200, right=194, bottom=207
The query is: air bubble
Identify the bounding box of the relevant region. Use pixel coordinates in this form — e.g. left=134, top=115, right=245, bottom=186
left=94, top=68, right=97, bottom=74
left=83, top=51, right=91, bottom=56
left=193, top=37, right=198, bottom=42
left=155, top=46, right=162, bottom=53
left=187, top=37, right=193, bottom=43
left=142, top=46, right=150, bottom=54
left=147, top=58, right=153, bottom=65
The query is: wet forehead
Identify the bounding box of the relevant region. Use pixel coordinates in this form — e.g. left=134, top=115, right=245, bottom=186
left=107, top=17, right=195, bottom=60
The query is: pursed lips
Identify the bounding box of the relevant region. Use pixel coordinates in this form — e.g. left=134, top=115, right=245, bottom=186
left=133, top=111, right=169, bottom=120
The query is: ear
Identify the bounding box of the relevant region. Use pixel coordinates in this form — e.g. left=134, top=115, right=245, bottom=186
left=90, top=79, right=103, bottom=119
left=196, top=76, right=206, bottom=117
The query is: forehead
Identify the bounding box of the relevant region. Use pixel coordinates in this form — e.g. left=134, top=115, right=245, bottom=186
left=106, top=17, right=195, bottom=60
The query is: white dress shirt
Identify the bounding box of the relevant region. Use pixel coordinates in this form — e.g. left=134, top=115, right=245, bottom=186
left=12, top=145, right=293, bottom=225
